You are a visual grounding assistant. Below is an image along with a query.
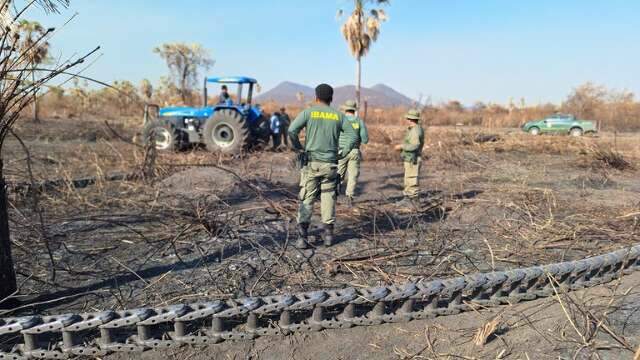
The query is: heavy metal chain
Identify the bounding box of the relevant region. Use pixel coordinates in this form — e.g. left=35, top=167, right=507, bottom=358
left=1, top=245, right=638, bottom=359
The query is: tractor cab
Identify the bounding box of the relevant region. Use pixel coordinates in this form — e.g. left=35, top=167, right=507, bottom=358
left=204, top=76, right=256, bottom=107
left=201, top=76, right=263, bottom=123
left=143, top=75, right=269, bottom=154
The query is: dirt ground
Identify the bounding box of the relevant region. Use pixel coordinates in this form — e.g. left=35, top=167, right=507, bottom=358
left=2, top=118, right=640, bottom=359
left=112, top=271, right=640, bottom=360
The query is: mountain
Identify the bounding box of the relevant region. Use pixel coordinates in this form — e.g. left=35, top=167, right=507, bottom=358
left=256, top=81, right=414, bottom=108
left=255, top=81, right=314, bottom=105
left=370, top=84, right=415, bottom=106
left=334, top=84, right=415, bottom=108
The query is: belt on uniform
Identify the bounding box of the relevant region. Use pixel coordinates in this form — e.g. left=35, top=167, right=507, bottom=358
left=308, top=157, right=338, bottom=165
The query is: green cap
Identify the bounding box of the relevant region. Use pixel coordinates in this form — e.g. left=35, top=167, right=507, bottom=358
left=342, top=100, right=357, bottom=112
left=405, top=109, right=421, bottom=121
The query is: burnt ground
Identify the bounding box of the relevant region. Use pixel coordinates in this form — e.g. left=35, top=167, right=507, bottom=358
left=112, top=271, right=640, bottom=360
left=1, top=118, right=640, bottom=358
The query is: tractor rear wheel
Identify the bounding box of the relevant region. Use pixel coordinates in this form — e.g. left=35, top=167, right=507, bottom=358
left=142, top=119, right=186, bottom=151
left=203, top=109, right=251, bottom=154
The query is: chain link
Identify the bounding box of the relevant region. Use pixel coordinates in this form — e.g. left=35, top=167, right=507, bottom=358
left=1, top=245, right=638, bottom=359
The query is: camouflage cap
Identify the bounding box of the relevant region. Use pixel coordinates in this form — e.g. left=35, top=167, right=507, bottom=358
left=405, top=109, right=421, bottom=121
left=342, top=100, right=357, bottom=112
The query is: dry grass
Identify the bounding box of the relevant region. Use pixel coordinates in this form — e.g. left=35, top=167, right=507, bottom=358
left=585, top=145, right=634, bottom=171
left=29, top=79, right=640, bottom=133
left=472, top=316, right=502, bottom=346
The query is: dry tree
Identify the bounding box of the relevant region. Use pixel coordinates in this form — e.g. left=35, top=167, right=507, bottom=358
left=0, top=0, right=99, bottom=305
left=140, top=78, right=153, bottom=102
left=15, top=19, right=50, bottom=122
left=153, top=43, right=214, bottom=105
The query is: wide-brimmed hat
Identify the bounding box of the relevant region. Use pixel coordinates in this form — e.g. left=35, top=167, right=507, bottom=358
left=342, top=100, right=357, bottom=112
left=405, top=109, right=421, bottom=121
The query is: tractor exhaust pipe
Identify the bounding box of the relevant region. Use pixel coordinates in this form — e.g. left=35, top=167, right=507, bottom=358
left=203, top=77, right=208, bottom=107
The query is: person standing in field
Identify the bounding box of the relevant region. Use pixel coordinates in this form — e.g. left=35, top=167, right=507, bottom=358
left=270, top=111, right=282, bottom=151
left=278, top=107, right=291, bottom=148
left=394, top=109, right=425, bottom=206
left=288, top=84, right=346, bottom=249
left=337, top=100, right=369, bottom=206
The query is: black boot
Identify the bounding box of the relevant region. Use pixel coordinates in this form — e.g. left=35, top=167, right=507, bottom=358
left=296, top=223, right=310, bottom=249
left=322, top=224, right=334, bottom=247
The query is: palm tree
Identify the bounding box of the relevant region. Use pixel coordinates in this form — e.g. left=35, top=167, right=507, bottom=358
left=17, top=20, right=51, bottom=122
left=339, top=0, right=389, bottom=112
left=296, top=91, right=305, bottom=107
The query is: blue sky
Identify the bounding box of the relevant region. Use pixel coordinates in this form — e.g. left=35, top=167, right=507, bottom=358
left=30, top=0, right=640, bottom=105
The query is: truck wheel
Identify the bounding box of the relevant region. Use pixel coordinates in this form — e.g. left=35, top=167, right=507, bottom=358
left=142, top=119, right=185, bottom=151
left=569, top=127, right=583, bottom=137
left=528, top=127, right=540, bottom=136
left=203, top=109, right=251, bottom=154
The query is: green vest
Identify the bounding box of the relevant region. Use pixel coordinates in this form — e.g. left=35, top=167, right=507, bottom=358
left=338, top=115, right=367, bottom=154
left=401, top=125, right=425, bottom=163
left=288, top=104, right=346, bottom=163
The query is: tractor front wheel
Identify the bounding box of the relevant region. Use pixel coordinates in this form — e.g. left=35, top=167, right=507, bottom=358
left=203, top=109, right=251, bottom=154
left=142, top=119, right=185, bottom=151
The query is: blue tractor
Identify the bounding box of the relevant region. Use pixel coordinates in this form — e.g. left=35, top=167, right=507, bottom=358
left=142, top=76, right=270, bottom=154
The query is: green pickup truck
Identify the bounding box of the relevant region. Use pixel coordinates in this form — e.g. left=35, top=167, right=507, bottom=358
left=522, top=114, right=597, bottom=136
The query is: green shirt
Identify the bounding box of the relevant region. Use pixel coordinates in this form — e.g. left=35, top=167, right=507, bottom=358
left=288, top=104, right=347, bottom=163
left=338, top=115, right=369, bottom=155
left=279, top=113, right=291, bottom=127
left=401, top=124, right=425, bottom=162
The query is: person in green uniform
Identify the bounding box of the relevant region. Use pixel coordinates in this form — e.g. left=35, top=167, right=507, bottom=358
left=394, top=109, right=425, bottom=204
left=288, top=84, right=346, bottom=249
left=337, top=100, right=369, bottom=206
left=279, top=107, right=291, bottom=147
